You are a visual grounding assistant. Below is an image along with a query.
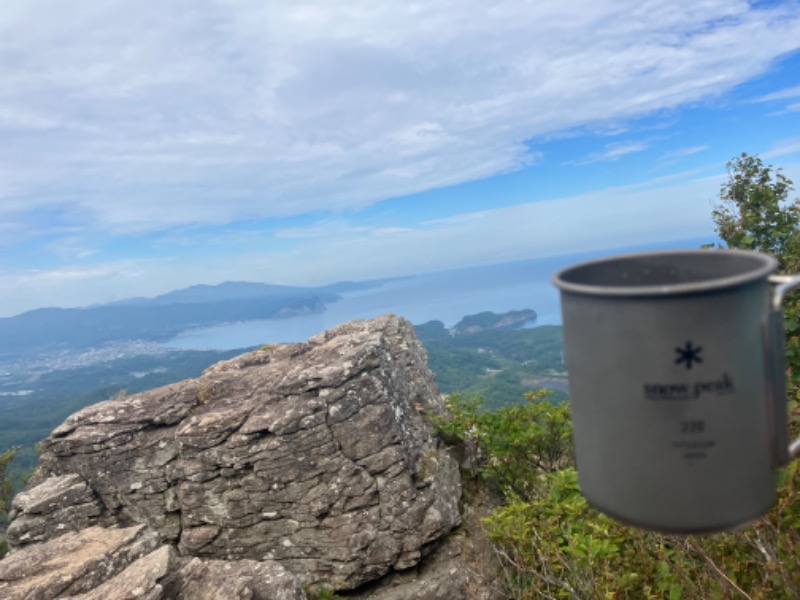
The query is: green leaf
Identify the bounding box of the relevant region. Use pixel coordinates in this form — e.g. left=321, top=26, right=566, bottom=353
left=669, top=582, right=684, bottom=600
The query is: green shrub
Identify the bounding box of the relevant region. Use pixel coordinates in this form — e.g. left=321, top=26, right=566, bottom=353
left=433, top=385, right=800, bottom=599
left=483, top=461, right=800, bottom=599
left=433, top=390, right=572, bottom=499
left=303, top=585, right=344, bottom=600
left=1, top=446, right=20, bottom=560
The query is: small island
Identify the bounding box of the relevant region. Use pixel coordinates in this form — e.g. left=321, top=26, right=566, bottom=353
left=451, top=309, right=537, bottom=334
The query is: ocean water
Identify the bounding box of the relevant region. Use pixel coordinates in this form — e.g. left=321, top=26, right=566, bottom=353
left=164, top=239, right=709, bottom=351
left=164, top=255, right=571, bottom=351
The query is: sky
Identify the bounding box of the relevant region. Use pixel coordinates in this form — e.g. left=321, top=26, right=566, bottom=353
left=2, top=0, right=800, bottom=318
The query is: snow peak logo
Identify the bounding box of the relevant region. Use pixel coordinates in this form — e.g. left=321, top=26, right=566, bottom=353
left=644, top=373, right=735, bottom=401
left=675, top=341, right=703, bottom=369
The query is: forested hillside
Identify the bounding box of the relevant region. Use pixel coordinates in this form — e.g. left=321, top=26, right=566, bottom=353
left=417, top=321, right=566, bottom=408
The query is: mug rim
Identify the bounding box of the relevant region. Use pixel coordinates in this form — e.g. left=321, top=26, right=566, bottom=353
left=552, top=249, right=779, bottom=297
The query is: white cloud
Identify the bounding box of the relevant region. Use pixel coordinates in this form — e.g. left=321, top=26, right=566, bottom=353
left=566, top=141, right=650, bottom=165
left=0, top=172, right=711, bottom=312
left=362, top=180, right=715, bottom=268
left=754, top=84, right=800, bottom=115
left=660, top=145, right=709, bottom=163
left=4, top=160, right=800, bottom=317
left=0, top=0, right=798, bottom=236
left=0, top=262, right=152, bottom=316
left=762, top=138, right=800, bottom=160
left=44, top=237, right=98, bottom=260
left=753, top=85, right=800, bottom=103
left=257, top=160, right=800, bottom=282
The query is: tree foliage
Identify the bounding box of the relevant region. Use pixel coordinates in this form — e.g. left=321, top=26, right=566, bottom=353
left=433, top=390, right=573, bottom=500
left=0, top=445, right=19, bottom=559
left=712, top=152, right=800, bottom=271
left=421, top=325, right=566, bottom=408
left=0, top=446, right=17, bottom=507
left=483, top=462, right=800, bottom=599
left=712, top=152, right=800, bottom=390
left=435, top=393, right=800, bottom=598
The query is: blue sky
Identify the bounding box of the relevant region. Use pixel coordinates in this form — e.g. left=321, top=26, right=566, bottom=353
left=2, top=0, right=800, bottom=317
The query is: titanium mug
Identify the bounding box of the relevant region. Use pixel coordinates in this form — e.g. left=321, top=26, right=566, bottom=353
left=552, top=249, right=800, bottom=533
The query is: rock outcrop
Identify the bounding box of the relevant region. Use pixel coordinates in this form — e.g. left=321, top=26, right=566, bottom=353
left=2, top=315, right=466, bottom=598
left=0, top=524, right=306, bottom=600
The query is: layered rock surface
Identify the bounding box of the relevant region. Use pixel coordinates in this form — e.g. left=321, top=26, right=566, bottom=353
left=2, top=315, right=465, bottom=598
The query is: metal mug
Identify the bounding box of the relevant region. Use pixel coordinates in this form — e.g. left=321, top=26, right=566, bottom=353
left=552, top=249, right=800, bottom=533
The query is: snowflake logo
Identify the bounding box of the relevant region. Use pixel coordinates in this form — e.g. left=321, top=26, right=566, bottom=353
left=675, top=341, right=703, bottom=369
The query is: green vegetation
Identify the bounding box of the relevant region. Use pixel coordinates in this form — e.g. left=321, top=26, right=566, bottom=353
left=435, top=391, right=800, bottom=599
left=485, top=464, right=800, bottom=599
left=303, top=586, right=344, bottom=600
left=434, top=390, right=572, bottom=495
left=710, top=152, right=800, bottom=389
left=419, top=324, right=566, bottom=409
left=712, top=152, right=800, bottom=271
left=0, top=446, right=19, bottom=559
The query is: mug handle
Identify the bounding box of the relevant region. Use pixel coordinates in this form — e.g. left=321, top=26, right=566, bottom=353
left=767, top=274, right=800, bottom=465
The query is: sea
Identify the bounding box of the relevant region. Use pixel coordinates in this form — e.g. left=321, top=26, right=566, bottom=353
left=164, top=255, right=571, bottom=351
left=163, top=240, right=708, bottom=351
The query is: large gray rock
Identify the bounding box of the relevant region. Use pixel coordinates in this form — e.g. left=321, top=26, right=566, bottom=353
left=72, top=544, right=177, bottom=600
left=165, top=557, right=306, bottom=600
left=6, top=473, right=103, bottom=546
left=7, top=315, right=461, bottom=592
left=0, top=525, right=164, bottom=599
left=0, top=524, right=306, bottom=600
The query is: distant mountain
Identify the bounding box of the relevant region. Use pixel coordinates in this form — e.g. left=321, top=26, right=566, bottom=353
left=317, top=279, right=398, bottom=295
left=0, top=279, right=387, bottom=363
left=105, top=282, right=316, bottom=306
left=106, top=280, right=384, bottom=307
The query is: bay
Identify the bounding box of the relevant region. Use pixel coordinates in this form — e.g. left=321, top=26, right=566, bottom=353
left=163, top=239, right=707, bottom=351
left=164, top=254, right=570, bottom=351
